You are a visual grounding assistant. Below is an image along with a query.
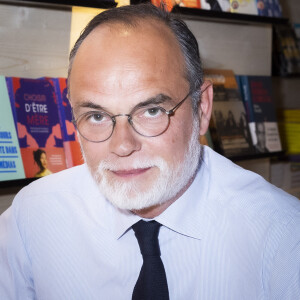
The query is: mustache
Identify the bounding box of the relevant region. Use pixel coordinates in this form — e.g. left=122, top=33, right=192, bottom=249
left=96, top=156, right=167, bottom=172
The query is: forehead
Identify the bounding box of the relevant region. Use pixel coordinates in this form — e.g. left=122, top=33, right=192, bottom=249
left=69, top=19, right=188, bottom=112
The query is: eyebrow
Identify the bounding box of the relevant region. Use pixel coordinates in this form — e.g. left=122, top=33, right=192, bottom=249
left=132, top=94, right=174, bottom=112
left=74, top=102, right=106, bottom=111
left=73, top=93, right=175, bottom=115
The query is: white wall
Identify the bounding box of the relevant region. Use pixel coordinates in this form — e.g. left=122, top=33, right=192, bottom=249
left=185, top=19, right=272, bottom=75
left=0, top=3, right=71, bottom=78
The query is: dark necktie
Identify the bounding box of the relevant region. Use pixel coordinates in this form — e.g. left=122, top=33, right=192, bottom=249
left=132, top=220, right=170, bottom=300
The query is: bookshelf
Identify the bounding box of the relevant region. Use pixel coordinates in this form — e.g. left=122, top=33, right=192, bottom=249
left=0, top=0, right=117, bottom=9
left=0, top=0, right=289, bottom=25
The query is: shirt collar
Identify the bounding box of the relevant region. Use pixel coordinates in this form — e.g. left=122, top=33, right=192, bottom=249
left=155, top=153, right=211, bottom=240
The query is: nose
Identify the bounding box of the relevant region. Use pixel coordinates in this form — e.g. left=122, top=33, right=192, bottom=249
left=109, top=116, right=141, bottom=157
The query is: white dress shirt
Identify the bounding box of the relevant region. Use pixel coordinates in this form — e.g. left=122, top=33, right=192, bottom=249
left=1, top=146, right=300, bottom=299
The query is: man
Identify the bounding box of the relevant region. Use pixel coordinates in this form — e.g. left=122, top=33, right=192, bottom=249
left=1, top=3, right=300, bottom=299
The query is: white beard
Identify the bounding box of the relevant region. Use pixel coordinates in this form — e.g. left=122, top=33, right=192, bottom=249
left=85, top=119, right=202, bottom=211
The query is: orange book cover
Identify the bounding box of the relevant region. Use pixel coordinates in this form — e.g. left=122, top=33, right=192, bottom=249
left=151, top=0, right=201, bottom=11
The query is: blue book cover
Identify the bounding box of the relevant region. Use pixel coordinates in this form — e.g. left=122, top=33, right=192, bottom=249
left=256, top=0, right=282, bottom=17
left=7, top=77, right=67, bottom=178
left=236, top=75, right=255, bottom=123
left=242, top=76, right=282, bottom=153
left=256, top=0, right=274, bottom=17
left=0, top=76, right=25, bottom=181
left=272, top=0, right=282, bottom=17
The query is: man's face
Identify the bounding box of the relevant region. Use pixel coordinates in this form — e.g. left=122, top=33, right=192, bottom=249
left=69, top=21, right=202, bottom=211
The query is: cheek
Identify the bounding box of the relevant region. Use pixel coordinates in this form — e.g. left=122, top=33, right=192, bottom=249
left=152, top=121, right=193, bottom=162
left=80, top=139, right=107, bottom=171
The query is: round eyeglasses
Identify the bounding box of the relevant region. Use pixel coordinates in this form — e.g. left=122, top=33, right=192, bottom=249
left=72, top=93, right=190, bottom=143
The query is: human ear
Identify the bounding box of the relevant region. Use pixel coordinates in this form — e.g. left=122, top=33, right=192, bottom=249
left=198, top=80, right=213, bottom=135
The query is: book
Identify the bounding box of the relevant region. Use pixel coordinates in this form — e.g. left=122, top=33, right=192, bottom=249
left=200, top=0, right=230, bottom=12
left=54, top=78, right=82, bottom=168
left=272, top=0, right=282, bottom=17
left=230, top=0, right=258, bottom=15
left=256, top=0, right=282, bottom=17
left=294, top=23, right=300, bottom=52
left=256, top=0, right=274, bottom=17
left=176, top=0, right=201, bottom=8
left=204, top=69, right=242, bottom=101
left=205, top=69, right=254, bottom=157
left=0, top=76, right=25, bottom=181
left=272, top=24, right=300, bottom=76
left=277, top=109, right=300, bottom=155
left=238, top=75, right=282, bottom=153
left=236, top=75, right=254, bottom=124
left=6, top=77, right=67, bottom=178
left=152, top=0, right=201, bottom=10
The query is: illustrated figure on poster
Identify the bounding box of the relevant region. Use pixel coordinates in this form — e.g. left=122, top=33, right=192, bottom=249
left=33, top=148, right=52, bottom=177
left=16, top=123, right=39, bottom=148
left=255, top=122, right=267, bottom=153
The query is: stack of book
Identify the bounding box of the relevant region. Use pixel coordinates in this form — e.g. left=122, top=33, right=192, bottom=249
left=201, top=69, right=282, bottom=158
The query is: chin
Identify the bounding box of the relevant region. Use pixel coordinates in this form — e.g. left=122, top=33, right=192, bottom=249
left=94, top=157, right=172, bottom=210
left=96, top=144, right=200, bottom=211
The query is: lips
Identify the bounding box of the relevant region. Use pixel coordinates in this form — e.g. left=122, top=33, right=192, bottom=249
left=111, top=167, right=151, bottom=177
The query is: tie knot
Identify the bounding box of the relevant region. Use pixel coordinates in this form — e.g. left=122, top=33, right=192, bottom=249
left=132, top=220, right=161, bottom=257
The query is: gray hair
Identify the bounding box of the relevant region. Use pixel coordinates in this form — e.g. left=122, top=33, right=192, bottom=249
left=68, top=3, right=203, bottom=112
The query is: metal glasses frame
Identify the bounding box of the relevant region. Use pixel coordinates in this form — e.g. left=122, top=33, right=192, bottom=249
left=72, top=92, right=190, bottom=143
